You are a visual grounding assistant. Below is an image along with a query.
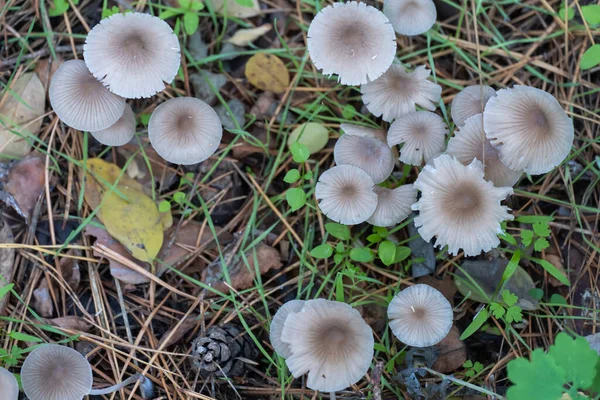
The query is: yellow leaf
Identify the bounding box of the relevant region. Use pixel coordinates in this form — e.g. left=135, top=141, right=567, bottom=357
left=245, top=53, right=290, bottom=94
left=227, top=24, right=272, bottom=47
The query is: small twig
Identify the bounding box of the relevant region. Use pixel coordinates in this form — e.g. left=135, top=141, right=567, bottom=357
left=422, top=367, right=504, bottom=399
left=0, top=45, right=84, bottom=69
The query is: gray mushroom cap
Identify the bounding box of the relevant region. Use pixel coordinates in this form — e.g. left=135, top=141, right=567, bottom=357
left=0, top=367, right=19, bottom=400
left=90, top=103, right=136, bottom=146
left=269, top=300, right=305, bottom=359
left=383, top=0, right=437, bottom=36
left=451, top=85, right=496, bottom=126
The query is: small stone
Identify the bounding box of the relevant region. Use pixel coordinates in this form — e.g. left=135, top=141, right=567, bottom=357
left=214, top=99, right=246, bottom=131
left=190, top=71, right=228, bottom=104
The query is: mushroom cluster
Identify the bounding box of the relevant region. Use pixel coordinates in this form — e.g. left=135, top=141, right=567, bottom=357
left=49, top=12, right=222, bottom=165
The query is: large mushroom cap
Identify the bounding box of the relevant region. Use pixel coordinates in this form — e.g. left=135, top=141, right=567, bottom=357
left=148, top=97, right=222, bottom=165
left=412, top=154, right=514, bottom=256
left=315, top=165, right=377, bottom=225
left=387, top=110, right=448, bottom=165
left=0, top=367, right=19, bottom=400
left=451, top=85, right=496, bottom=126
left=307, top=1, right=397, bottom=85
left=447, top=114, right=522, bottom=187
left=90, top=103, right=136, bottom=146
left=361, top=65, right=442, bottom=122
left=334, top=133, right=395, bottom=184
left=383, top=0, right=437, bottom=36
left=387, top=284, right=453, bottom=347
left=483, top=85, right=574, bottom=175
left=281, top=299, right=374, bottom=392
left=49, top=60, right=126, bottom=132
left=270, top=300, right=305, bottom=359
left=367, top=184, right=417, bottom=227
left=84, top=12, right=181, bottom=99
left=21, top=344, right=93, bottom=400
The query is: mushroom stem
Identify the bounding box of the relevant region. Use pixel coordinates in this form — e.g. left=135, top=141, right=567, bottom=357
left=89, top=373, right=144, bottom=395
left=330, top=392, right=337, bottom=400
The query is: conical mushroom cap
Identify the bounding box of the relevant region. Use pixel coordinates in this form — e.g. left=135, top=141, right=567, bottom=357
left=84, top=12, right=181, bottom=99
left=411, top=154, right=514, bottom=256
left=148, top=97, right=222, bottom=165
left=387, top=284, right=453, bottom=347
left=367, top=185, right=417, bottom=227
left=21, top=344, right=93, bottom=400
left=0, top=367, right=19, bottom=400
left=387, top=111, right=448, bottom=165
left=483, top=85, right=574, bottom=175
left=307, top=1, right=397, bottom=85
left=281, top=299, right=374, bottom=392
left=334, top=133, right=395, bottom=184
left=451, top=85, right=496, bottom=126
left=90, top=103, right=136, bottom=146
left=49, top=60, right=125, bottom=132
left=383, top=0, right=437, bottom=36
left=362, top=65, right=442, bottom=122
left=270, top=300, right=305, bottom=359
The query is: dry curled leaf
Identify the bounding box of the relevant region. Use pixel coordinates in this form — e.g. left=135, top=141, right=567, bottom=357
left=158, top=314, right=200, bottom=348
left=43, top=316, right=92, bottom=332
left=209, top=0, right=260, bottom=17
left=227, top=24, right=272, bottom=46
left=432, top=326, right=467, bottom=373
left=245, top=53, right=290, bottom=94
left=0, top=216, right=15, bottom=315
left=1, top=154, right=46, bottom=222
left=33, top=285, right=53, bottom=317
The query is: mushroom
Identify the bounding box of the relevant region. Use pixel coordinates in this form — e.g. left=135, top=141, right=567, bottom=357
left=451, top=85, right=496, bottom=126
left=49, top=60, right=126, bottom=132
left=84, top=12, right=181, bottom=99
left=315, top=165, right=378, bottom=225
left=90, top=103, right=136, bottom=146
left=334, top=131, right=395, bottom=184
left=148, top=97, right=222, bottom=165
left=387, top=284, right=453, bottom=347
left=307, top=1, right=397, bottom=85
left=367, top=185, right=417, bottom=227
left=387, top=110, right=448, bottom=165
left=281, top=299, right=374, bottom=393
left=0, top=367, right=19, bottom=400
left=269, top=300, right=305, bottom=359
left=483, top=85, right=574, bottom=175
left=411, top=154, right=514, bottom=256
left=383, top=0, right=437, bottom=36
left=446, top=113, right=522, bottom=187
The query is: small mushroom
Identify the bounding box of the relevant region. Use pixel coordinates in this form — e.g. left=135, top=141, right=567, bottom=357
left=90, top=103, right=136, bottom=146
left=451, top=85, right=496, bottom=126
left=334, top=131, right=395, bottom=184
left=367, top=185, right=417, bottom=227
left=0, top=367, right=19, bottom=400
left=387, top=284, right=453, bottom=347
left=383, top=0, right=437, bottom=36
left=269, top=300, right=305, bottom=358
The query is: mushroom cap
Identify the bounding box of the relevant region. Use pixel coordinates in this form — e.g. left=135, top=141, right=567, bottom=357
left=361, top=65, right=442, bottom=122
left=307, top=1, right=397, bottom=85
left=21, top=344, right=93, bottom=400
left=334, top=133, right=395, bottom=184
left=90, top=103, right=136, bottom=146
left=387, top=284, right=453, bottom=347
left=387, top=110, right=448, bottom=165
left=148, top=97, right=222, bottom=165
left=383, top=0, right=437, bottom=36
left=315, top=165, right=378, bottom=225
left=281, top=299, right=374, bottom=392
left=447, top=114, right=522, bottom=187
left=270, top=300, right=305, bottom=359
left=411, top=154, right=514, bottom=256
left=483, top=85, right=574, bottom=175
left=367, top=184, right=417, bottom=227
left=0, top=367, right=19, bottom=400
left=84, top=12, right=181, bottom=99
left=49, top=60, right=126, bottom=132
left=451, top=85, right=496, bottom=126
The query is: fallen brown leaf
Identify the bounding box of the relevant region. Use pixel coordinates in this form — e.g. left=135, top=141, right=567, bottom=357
left=33, top=285, right=53, bottom=317
left=0, top=216, right=15, bottom=315
left=1, top=154, right=46, bottom=222
left=158, top=314, right=200, bottom=348
left=34, top=56, right=62, bottom=91
left=432, top=326, right=466, bottom=373
left=544, top=253, right=568, bottom=287
left=43, top=316, right=92, bottom=332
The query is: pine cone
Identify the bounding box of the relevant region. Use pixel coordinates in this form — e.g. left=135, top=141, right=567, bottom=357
left=191, top=324, right=257, bottom=377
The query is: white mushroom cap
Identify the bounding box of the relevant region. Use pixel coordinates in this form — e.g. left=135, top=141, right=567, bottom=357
left=451, top=85, right=496, bottom=126
left=315, top=165, right=378, bottom=225
left=90, top=103, right=136, bottom=146
left=387, top=284, right=453, bottom=347
left=307, top=1, right=397, bottom=85
left=148, top=97, right=222, bottom=165
left=411, top=154, right=514, bottom=256
left=387, top=111, right=448, bottom=165
left=367, top=185, right=417, bottom=227
left=383, top=0, right=437, bottom=36
left=361, top=65, right=442, bottom=122
left=270, top=300, right=305, bottom=359
left=334, top=133, right=395, bottom=184
left=84, top=12, right=181, bottom=99
left=281, top=299, right=374, bottom=392
left=447, top=114, right=522, bottom=187
left=49, top=60, right=125, bottom=132
left=340, top=123, right=387, bottom=142
left=483, top=85, right=574, bottom=175
left=21, top=344, right=93, bottom=400
left=0, top=367, right=19, bottom=400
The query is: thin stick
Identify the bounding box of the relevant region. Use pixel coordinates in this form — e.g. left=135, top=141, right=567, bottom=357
left=422, top=367, right=504, bottom=399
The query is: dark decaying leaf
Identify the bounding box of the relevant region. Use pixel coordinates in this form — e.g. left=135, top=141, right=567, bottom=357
left=432, top=326, right=467, bottom=373
left=42, top=316, right=93, bottom=332
left=33, top=284, right=53, bottom=317
left=0, top=215, right=15, bottom=315
left=158, top=314, right=200, bottom=348
left=0, top=154, right=46, bottom=222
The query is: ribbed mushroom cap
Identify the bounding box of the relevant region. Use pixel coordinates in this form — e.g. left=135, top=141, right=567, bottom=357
left=383, top=0, right=437, bottom=36
left=483, top=85, right=574, bottom=175
left=84, top=12, right=181, bottom=99
left=411, top=154, right=514, bottom=256
left=21, top=344, right=93, bottom=400
left=90, top=103, right=136, bottom=146
left=361, top=65, right=442, bottom=122
left=451, top=85, right=496, bottom=126
left=340, top=123, right=387, bottom=142
left=387, top=111, right=448, bottom=165
left=270, top=300, right=305, bottom=359
left=315, top=165, right=377, bottom=225
left=367, top=185, right=417, bottom=227
left=447, top=114, right=522, bottom=187
left=307, top=1, right=397, bottom=85
left=49, top=60, right=126, bottom=132
left=387, top=284, right=453, bottom=347
left=148, top=97, right=222, bottom=165
left=334, top=134, right=395, bottom=184
left=0, top=367, right=19, bottom=400
left=281, top=299, right=374, bottom=392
